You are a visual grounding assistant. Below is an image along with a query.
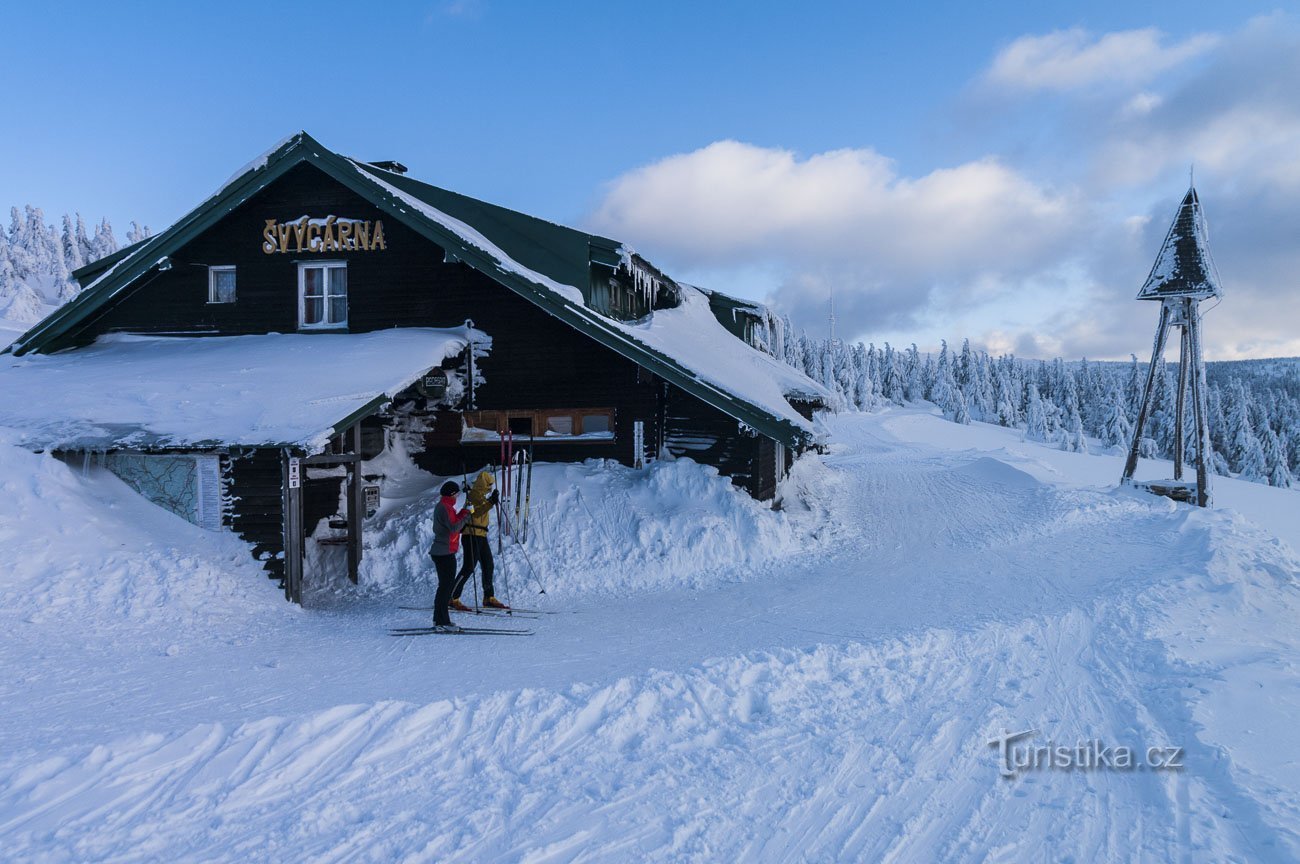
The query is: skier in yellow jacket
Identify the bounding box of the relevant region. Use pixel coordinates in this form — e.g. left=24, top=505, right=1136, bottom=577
left=450, top=470, right=508, bottom=610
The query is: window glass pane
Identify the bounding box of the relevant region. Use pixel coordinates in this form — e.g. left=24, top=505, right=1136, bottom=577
left=328, top=295, right=347, bottom=324
left=303, top=268, right=323, bottom=297
left=581, top=413, right=611, bottom=434
left=546, top=415, right=573, bottom=435
left=328, top=266, right=347, bottom=296
left=210, top=269, right=236, bottom=303
left=304, top=296, right=324, bottom=325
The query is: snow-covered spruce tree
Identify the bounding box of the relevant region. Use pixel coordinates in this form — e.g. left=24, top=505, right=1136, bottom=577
left=1262, top=425, right=1294, bottom=488
left=994, top=366, right=1020, bottom=428
left=952, top=388, right=972, bottom=425
left=883, top=343, right=906, bottom=405
left=904, top=344, right=923, bottom=401
left=126, top=221, right=151, bottom=245
left=89, top=218, right=117, bottom=262
left=60, top=214, right=84, bottom=273
left=1058, top=375, right=1088, bottom=453
left=1098, top=386, right=1132, bottom=450
left=1024, top=386, right=1051, bottom=442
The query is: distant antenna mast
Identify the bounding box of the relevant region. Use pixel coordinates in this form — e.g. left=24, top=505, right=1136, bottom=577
left=828, top=286, right=837, bottom=343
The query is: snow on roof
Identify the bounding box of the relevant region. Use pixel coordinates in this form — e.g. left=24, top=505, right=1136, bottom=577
left=0, top=328, right=479, bottom=452
left=611, top=286, right=829, bottom=431
left=348, top=159, right=826, bottom=436
left=350, top=161, right=588, bottom=307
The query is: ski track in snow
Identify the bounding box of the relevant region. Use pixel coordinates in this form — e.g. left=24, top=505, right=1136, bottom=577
left=2, top=410, right=1299, bottom=862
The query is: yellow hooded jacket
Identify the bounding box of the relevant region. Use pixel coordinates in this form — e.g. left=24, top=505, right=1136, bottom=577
left=463, top=471, right=495, bottom=537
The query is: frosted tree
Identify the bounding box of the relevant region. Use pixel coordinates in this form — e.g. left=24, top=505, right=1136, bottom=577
left=1024, top=386, right=1051, bottom=442
left=903, top=344, right=923, bottom=401
left=1123, top=355, right=1144, bottom=417
left=1098, top=386, right=1132, bottom=450
left=89, top=218, right=118, bottom=262
left=1262, top=427, right=1294, bottom=488
left=126, top=222, right=151, bottom=245
left=994, top=366, right=1019, bottom=428
left=8, top=207, right=34, bottom=279
left=883, top=344, right=906, bottom=405
left=61, top=214, right=85, bottom=273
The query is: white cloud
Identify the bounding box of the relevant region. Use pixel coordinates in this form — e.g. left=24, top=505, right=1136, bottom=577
left=985, top=27, right=1217, bottom=92
left=587, top=141, right=1080, bottom=335
left=585, top=15, right=1300, bottom=361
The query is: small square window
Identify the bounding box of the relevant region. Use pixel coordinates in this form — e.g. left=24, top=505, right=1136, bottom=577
left=208, top=266, right=236, bottom=303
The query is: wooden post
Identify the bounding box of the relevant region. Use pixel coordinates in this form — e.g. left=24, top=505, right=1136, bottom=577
left=282, top=449, right=304, bottom=604
left=346, top=423, right=362, bottom=584
left=1173, top=315, right=1190, bottom=481
left=1121, top=303, right=1172, bottom=484
left=1187, top=306, right=1213, bottom=507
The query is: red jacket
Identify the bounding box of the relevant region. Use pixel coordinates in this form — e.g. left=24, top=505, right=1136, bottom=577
left=432, top=495, right=471, bottom=555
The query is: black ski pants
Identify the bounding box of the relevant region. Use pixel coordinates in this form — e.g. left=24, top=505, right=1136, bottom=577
left=453, top=533, right=495, bottom=601
left=431, top=552, right=458, bottom=625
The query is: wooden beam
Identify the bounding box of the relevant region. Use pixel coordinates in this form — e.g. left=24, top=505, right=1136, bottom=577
left=1187, top=305, right=1213, bottom=507
left=303, top=453, right=361, bottom=466
left=1122, top=303, right=1172, bottom=484
left=1173, top=320, right=1190, bottom=481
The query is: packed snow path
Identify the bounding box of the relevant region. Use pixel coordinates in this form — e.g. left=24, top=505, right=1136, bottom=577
left=2, top=410, right=1299, bottom=862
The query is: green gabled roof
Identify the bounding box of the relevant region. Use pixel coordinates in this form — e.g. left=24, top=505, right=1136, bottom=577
left=354, top=162, right=621, bottom=297
left=7, top=132, right=822, bottom=448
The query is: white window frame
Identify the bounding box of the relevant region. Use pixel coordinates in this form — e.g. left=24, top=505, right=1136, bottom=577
left=297, top=261, right=348, bottom=329
left=207, top=265, right=237, bottom=304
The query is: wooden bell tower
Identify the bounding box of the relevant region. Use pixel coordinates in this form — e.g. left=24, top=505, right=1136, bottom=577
left=1121, top=185, right=1223, bottom=507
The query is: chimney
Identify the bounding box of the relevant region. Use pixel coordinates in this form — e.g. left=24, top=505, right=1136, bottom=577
left=368, top=160, right=408, bottom=175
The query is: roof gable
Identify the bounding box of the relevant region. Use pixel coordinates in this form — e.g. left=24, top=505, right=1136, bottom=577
left=6, top=132, right=826, bottom=448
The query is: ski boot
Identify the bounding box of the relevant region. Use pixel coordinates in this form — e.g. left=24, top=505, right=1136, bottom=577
left=432, top=622, right=463, bottom=633
left=449, top=598, right=472, bottom=612
left=484, top=596, right=511, bottom=610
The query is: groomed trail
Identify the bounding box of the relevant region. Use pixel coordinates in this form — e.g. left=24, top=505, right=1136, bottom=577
left=2, top=410, right=1299, bottom=862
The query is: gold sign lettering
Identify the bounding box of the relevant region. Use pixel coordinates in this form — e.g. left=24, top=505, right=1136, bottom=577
left=260, top=216, right=388, bottom=254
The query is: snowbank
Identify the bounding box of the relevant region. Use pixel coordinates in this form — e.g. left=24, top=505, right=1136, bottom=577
left=357, top=456, right=807, bottom=602
left=0, top=440, right=285, bottom=628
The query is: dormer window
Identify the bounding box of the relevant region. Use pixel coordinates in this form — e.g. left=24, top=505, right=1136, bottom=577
left=298, top=261, right=347, bottom=329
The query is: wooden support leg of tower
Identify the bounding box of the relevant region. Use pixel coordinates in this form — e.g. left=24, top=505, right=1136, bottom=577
left=1122, top=303, right=1172, bottom=484
left=1173, top=318, right=1190, bottom=481
left=1187, top=305, right=1213, bottom=507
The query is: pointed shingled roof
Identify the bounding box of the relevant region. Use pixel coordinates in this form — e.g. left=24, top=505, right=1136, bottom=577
left=1137, top=186, right=1223, bottom=301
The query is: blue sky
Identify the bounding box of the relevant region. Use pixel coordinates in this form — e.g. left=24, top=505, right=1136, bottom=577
left=2, top=1, right=1297, bottom=358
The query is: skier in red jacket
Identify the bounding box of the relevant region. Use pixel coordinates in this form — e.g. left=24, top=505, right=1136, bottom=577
left=429, top=480, right=472, bottom=632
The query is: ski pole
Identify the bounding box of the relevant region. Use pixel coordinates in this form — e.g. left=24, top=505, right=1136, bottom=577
left=498, top=504, right=546, bottom=594
left=497, top=511, right=512, bottom=609
left=523, top=438, right=533, bottom=544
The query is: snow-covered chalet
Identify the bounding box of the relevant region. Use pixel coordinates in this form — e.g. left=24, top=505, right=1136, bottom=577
left=1, top=132, right=829, bottom=602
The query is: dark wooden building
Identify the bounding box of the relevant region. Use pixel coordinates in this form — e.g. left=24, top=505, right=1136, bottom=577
left=2, top=132, right=828, bottom=603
